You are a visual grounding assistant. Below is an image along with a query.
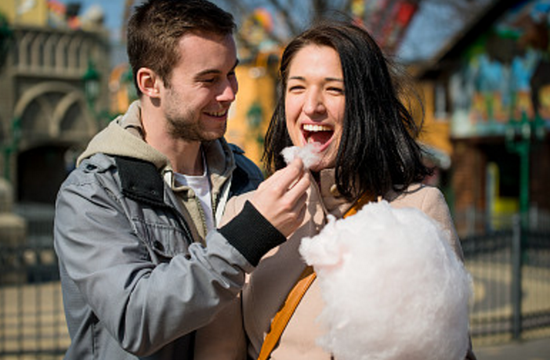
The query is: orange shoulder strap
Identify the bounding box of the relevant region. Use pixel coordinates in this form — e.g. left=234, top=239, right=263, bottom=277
left=257, top=192, right=375, bottom=360
left=256, top=265, right=316, bottom=360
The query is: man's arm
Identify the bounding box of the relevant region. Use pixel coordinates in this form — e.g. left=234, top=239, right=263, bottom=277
left=54, top=158, right=309, bottom=356
left=55, top=175, right=256, bottom=356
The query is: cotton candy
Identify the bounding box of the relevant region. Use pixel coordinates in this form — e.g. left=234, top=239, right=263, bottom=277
left=299, top=200, right=472, bottom=360
left=281, top=143, right=322, bottom=169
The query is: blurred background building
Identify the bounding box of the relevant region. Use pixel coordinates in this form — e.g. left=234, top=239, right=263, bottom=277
left=0, top=0, right=110, bottom=205
left=411, top=0, right=550, bottom=229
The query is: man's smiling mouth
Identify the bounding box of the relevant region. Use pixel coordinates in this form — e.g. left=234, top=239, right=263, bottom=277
left=205, top=110, right=228, bottom=117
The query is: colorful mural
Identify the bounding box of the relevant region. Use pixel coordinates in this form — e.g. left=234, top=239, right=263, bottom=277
left=450, top=0, right=550, bottom=137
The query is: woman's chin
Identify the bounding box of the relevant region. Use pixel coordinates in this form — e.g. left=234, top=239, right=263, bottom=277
left=308, top=161, right=333, bottom=173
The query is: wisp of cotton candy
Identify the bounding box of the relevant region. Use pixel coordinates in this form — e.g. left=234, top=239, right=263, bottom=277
left=299, top=200, right=472, bottom=360
left=281, top=143, right=322, bottom=169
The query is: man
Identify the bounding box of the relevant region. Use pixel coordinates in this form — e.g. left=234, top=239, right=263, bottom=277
left=53, top=0, right=309, bottom=359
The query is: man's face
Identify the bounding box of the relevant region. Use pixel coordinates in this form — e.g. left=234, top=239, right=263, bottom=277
left=160, top=31, right=238, bottom=142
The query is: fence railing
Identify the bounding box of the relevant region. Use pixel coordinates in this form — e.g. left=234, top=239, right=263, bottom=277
left=0, top=245, right=68, bottom=359
left=0, top=204, right=68, bottom=360
left=459, top=210, right=550, bottom=346
left=0, top=205, right=549, bottom=358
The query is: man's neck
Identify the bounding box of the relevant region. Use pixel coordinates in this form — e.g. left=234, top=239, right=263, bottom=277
left=140, top=101, right=204, bottom=176
left=164, top=141, right=204, bottom=176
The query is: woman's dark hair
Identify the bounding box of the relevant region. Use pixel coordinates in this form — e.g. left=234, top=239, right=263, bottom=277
left=263, top=21, right=431, bottom=200
left=127, top=0, right=235, bottom=96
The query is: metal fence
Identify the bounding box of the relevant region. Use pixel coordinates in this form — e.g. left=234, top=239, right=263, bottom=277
left=458, top=210, right=550, bottom=346
left=0, top=204, right=68, bottom=360
left=0, top=205, right=549, bottom=359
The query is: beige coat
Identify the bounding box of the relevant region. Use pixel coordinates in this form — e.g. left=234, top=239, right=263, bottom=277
left=195, top=169, right=466, bottom=360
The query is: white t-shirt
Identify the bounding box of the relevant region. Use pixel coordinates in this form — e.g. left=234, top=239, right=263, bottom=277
left=174, top=169, right=215, bottom=234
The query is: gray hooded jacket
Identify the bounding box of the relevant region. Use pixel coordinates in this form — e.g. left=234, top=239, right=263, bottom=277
left=54, top=101, right=284, bottom=359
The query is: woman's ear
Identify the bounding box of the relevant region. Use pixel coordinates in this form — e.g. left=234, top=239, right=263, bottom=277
left=136, top=68, right=161, bottom=99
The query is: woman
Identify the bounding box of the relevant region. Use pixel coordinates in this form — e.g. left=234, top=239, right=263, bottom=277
left=196, top=21, right=475, bottom=360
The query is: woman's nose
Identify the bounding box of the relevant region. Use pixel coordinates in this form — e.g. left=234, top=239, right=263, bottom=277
left=303, top=91, right=326, bottom=115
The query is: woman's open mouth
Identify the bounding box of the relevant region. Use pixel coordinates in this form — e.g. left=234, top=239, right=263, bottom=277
left=301, top=123, right=334, bottom=150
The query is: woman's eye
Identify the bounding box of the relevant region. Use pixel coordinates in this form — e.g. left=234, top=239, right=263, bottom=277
left=288, top=85, right=304, bottom=92
left=328, top=87, right=344, bottom=94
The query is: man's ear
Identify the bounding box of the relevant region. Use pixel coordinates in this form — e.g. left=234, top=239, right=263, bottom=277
left=136, top=68, right=161, bottom=98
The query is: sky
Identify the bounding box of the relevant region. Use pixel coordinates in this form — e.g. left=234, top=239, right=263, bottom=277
left=398, top=1, right=463, bottom=61
left=58, top=0, right=232, bottom=43
left=66, top=0, right=127, bottom=42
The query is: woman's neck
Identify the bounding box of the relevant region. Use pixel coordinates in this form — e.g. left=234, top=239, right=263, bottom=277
left=311, top=171, right=320, bottom=185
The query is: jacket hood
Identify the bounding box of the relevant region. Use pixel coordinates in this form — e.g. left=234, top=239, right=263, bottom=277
left=77, top=101, right=169, bottom=169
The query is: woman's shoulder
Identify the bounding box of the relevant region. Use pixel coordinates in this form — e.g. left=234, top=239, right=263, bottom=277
left=386, top=183, right=447, bottom=211
left=386, top=183, right=463, bottom=260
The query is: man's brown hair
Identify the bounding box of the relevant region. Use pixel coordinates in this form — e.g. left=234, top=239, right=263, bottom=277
left=127, top=0, right=236, bottom=96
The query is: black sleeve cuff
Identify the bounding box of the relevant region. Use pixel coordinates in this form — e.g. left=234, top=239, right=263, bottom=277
left=219, top=201, right=286, bottom=266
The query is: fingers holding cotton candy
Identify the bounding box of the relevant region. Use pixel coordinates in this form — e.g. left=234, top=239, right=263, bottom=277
left=299, top=201, right=473, bottom=360
left=281, top=143, right=323, bottom=169
left=249, top=158, right=310, bottom=237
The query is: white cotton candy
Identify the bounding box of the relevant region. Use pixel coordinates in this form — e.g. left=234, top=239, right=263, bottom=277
left=299, top=201, right=473, bottom=360
left=281, top=143, right=322, bottom=169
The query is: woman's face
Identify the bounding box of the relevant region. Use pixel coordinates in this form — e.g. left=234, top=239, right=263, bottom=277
left=285, top=44, right=345, bottom=172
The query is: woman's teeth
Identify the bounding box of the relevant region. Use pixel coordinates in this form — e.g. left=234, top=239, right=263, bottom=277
left=303, top=124, right=332, bottom=132
left=302, top=123, right=333, bottom=144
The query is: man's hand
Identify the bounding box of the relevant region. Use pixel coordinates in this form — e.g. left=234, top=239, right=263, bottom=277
left=249, top=158, right=310, bottom=238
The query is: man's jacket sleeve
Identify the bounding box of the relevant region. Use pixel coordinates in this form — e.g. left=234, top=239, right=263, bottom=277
left=54, top=163, right=280, bottom=356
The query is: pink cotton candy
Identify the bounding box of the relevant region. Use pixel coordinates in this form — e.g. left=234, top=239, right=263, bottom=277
left=281, top=143, right=322, bottom=169
left=299, top=201, right=473, bottom=360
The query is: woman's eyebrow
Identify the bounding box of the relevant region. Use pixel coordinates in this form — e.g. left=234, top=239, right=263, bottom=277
left=288, top=76, right=344, bottom=82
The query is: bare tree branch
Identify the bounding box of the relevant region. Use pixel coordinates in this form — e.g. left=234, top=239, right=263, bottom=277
left=215, top=0, right=496, bottom=62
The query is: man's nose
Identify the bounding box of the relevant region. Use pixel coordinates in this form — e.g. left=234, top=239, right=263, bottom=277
left=218, top=77, right=238, bottom=103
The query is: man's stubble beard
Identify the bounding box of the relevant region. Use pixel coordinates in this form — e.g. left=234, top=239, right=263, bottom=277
left=167, top=116, right=227, bottom=143
left=164, top=104, right=226, bottom=143
left=167, top=113, right=206, bottom=142
left=163, top=87, right=227, bottom=142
